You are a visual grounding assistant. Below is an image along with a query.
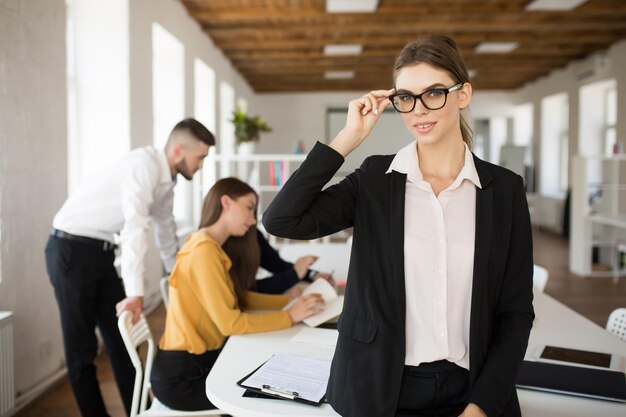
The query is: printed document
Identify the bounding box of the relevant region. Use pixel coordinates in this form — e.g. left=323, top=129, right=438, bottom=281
left=241, top=353, right=331, bottom=403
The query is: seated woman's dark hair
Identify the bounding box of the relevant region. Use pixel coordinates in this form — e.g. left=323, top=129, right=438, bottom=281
left=199, top=177, right=260, bottom=308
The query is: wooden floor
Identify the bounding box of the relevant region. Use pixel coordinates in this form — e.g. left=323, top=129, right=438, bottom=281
left=14, top=227, right=626, bottom=417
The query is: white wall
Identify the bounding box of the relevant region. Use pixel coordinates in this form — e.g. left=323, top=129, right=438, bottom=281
left=255, top=90, right=517, bottom=155
left=513, top=39, right=626, bottom=191
left=0, top=0, right=257, bottom=407
left=0, top=0, right=67, bottom=403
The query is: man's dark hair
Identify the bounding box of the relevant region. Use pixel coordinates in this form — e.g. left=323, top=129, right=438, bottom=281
left=170, top=118, right=215, bottom=147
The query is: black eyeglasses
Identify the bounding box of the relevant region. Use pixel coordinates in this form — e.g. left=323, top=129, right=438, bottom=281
left=389, top=82, right=463, bottom=113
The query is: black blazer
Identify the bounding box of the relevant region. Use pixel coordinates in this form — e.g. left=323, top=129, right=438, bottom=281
left=263, top=142, right=534, bottom=417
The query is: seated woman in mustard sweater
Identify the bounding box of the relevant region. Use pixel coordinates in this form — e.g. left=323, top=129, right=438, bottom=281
left=151, top=177, right=324, bottom=411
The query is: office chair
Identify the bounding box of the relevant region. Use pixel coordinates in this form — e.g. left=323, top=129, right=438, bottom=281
left=160, top=275, right=170, bottom=309
left=533, top=264, right=549, bottom=292
left=606, top=308, right=626, bottom=342
left=117, top=311, right=223, bottom=416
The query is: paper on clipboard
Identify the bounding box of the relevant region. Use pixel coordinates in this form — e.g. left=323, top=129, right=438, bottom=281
left=239, top=353, right=331, bottom=404
left=283, top=279, right=344, bottom=327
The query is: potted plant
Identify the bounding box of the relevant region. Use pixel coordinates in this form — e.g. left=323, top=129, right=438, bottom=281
left=230, top=106, right=272, bottom=146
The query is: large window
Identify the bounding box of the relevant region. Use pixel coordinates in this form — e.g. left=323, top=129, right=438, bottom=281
left=604, top=86, right=617, bottom=156
left=540, top=92, right=568, bottom=196
left=219, top=81, right=236, bottom=178
left=580, top=79, right=616, bottom=157
left=194, top=58, right=216, bottom=223
left=67, top=0, right=130, bottom=190
left=152, top=23, right=190, bottom=228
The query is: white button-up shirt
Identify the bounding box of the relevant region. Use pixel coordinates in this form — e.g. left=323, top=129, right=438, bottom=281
left=53, top=146, right=178, bottom=297
left=386, top=141, right=481, bottom=369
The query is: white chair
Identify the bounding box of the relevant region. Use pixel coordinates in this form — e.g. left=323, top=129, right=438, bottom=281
left=606, top=308, right=626, bottom=342
left=533, top=264, right=549, bottom=292
left=117, top=311, right=223, bottom=416
left=160, top=275, right=170, bottom=309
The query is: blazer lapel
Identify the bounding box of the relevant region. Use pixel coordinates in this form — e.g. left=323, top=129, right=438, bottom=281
left=389, top=171, right=407, bottom=328
left=469, top=155, right=493, bottom=378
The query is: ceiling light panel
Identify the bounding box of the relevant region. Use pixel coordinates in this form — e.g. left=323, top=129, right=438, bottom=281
left=326, top=0, right=379, bottom=13
left=525, top=0, right=588, bottom=11
left=325, top=71, right=356, bottom=79
left=323, top=44, right=363, bottom=55
left=475, top=42, right=520, bottom=54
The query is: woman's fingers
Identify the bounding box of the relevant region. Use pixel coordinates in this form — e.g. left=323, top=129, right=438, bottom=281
left=303, top=293, right=325, bottom=313
left=361, top=89, right=395, bottom=116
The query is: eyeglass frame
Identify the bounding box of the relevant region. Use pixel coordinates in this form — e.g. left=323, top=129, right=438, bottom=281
left=389, top=82, right=464, bottom=113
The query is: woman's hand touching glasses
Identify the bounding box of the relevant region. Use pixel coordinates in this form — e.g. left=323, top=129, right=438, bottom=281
left=330, top=89, right=393, bottom=157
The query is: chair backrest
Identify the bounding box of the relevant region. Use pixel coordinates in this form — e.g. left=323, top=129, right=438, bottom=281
left=533, top=264, right=549, bottom=292
left=160, top=275, right=170, bottom=309
left=118, top=311, right=155, bottom=417
left=606, top=308, right=626, bottom=342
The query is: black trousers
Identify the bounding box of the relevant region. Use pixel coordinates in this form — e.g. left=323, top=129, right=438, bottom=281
left=151, top=349, right=221, bottom=411
left=45, top=235, right=135, bottom=417
left=395, top=360, right=470, bottom=417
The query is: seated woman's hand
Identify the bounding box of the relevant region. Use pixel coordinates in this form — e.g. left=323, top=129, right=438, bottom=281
left=294, top=255, right=318, bottom=279
left=287, top=293, right=325, bottom=323
left=312, top=272, right=336, bottom=286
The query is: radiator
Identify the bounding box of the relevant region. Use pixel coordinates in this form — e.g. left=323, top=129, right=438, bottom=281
left=0, top=312, right=14, bottom=417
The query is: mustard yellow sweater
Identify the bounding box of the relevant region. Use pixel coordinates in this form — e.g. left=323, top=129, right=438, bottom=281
left=159, top=231, right=292, bottom=354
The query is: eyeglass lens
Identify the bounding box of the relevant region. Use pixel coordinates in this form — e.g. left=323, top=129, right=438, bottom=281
left=392, top=89, right=448, bottom=112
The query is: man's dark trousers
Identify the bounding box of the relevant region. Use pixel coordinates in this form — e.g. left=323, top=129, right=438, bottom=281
left=45, top=234, right=135, bottom=417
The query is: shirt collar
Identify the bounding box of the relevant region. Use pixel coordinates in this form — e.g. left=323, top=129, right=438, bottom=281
left=385, top=141, right=482, bottom=189
left=157, top=148, right=175, bottom=185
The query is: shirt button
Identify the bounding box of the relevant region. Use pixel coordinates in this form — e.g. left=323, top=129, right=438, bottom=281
left=438, top=269, right=444, bottom=274
left=439, top=332, right=445, bottom=337
left=438, top=300, right=444, bottom=306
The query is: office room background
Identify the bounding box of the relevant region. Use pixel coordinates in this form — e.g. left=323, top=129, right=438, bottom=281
left=1, top=0, right=626, bottom=415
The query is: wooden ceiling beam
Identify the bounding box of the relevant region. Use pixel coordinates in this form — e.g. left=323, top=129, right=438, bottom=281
left=186, top=4, right=626, bottom=24
left=205, top=21, right=626, bottom=40
left=234, top=57, right=571, bottom=72
left=226, top=45, right=591, bottom=61
left=250, top=81, right=526, bottom=93
left=212, top=32, right=626, bottom=50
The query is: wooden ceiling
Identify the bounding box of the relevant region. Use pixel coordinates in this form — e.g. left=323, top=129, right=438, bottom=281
left=180, top=0, right=626, bottom=93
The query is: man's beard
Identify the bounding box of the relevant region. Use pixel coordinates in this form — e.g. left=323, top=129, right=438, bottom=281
left=175, top=160, right=193, bottom=180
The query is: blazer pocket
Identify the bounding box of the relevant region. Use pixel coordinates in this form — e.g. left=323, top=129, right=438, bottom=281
left=337, top=311, right=377, bottom=343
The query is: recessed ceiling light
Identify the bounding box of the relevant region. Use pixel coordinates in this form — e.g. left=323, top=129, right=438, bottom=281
left=468, top=69, right=478, bottom=79
left=325, top=71, right=355, bottom=80
left=326, top=0, right=379, bottom=13
left=324, top=44, right=363, bottom=56
left=525, top=0, right=588, bottom=11
left=475, top=42, right=519, bottom=54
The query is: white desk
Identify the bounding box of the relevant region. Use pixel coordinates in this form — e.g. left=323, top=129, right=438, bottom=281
left=207, top=291, right=626, bottom=417
left=520, top=291, right=626, bottom=416
left=206, top=326, right=339, bottom=417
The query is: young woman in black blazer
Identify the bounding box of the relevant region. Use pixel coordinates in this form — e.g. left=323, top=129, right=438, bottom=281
left=263, top=34, right=534, bottom=417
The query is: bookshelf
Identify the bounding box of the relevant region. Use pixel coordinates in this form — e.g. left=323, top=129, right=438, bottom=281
left=205, top=152, right=307, bottom=220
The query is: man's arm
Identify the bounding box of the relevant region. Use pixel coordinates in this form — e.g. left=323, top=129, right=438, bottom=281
left=151, top=185, right=178, bottom=272
left=116, top=160, right=158, bottom=322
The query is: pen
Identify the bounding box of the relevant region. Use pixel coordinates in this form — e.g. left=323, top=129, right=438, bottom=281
left=261, top=384, right=299, bottom=399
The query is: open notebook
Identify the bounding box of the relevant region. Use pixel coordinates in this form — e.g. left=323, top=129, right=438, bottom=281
left=283, top=279, right=344, bottom=327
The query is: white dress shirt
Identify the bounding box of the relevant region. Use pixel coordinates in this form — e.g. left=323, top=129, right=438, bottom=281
left=386, top=141, right=481, bottom=369
left=53, top=146, right=178, bottom=297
